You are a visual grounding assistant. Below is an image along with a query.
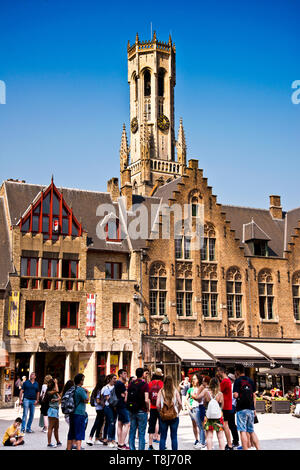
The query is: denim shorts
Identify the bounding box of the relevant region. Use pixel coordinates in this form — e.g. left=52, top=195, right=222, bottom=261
left=117, top=406, right=130, bottom=424
left=236, top=409, right=255, bottom=433
left=48, top=407, right=59, bottom=419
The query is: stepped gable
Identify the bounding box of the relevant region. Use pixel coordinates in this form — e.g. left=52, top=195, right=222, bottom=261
left=0, top=197, right=14, bottom=288
left=285, top=207, right=300, bottom=252
left=221, top=204, right=285, bottom=257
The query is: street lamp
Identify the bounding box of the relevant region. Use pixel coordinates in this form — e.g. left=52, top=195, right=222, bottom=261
left=139, top=314, right=148, bottom=334
left=161, top=314, right=170, bottom=335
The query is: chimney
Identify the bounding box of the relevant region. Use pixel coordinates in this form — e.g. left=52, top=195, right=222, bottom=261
left=120, top=169, right=132, bottom=210
left=269, top=195, right=282, bottom=219
left=107, top=178, right=120, bottom=202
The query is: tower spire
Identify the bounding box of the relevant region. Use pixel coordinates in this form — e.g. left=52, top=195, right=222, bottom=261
left=176, top=118, right=187, bottom=172
left=120, top=123, right=129, bottom=171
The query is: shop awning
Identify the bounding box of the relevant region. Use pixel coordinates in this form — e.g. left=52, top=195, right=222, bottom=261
left=162, top=340, right=215, bottom=366
left=193, top=340, right=267, bottom=364
left=246, top=341, right=300, bottom=364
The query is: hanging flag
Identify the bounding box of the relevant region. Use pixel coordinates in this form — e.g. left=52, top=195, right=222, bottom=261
left=7, top=292, right=20, bottom=336
left=53, top=219, right=59, bottom=232
left=86, top=294, right=96, bottom=336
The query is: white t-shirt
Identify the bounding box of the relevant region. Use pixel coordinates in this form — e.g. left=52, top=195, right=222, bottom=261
left=41, top=384, right=47, bottom=399
left=101, top=385, right=114, bottom=407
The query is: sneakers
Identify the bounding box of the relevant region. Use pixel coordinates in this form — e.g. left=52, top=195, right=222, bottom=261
left=148, top=445, right=154, bottom=450
left=94, top=439, right=102, bottom=445
left=118, top=444, right=130, bottom=450
left=194, top=442, right=203, bottom=449
left=193, top=440, right=200, bottom=449
left=56, top=442, right=62, bottom=447
left=108, top=441, right=117, bottom=448
left=26, top=429, right=34, bottom=433
left=42, top=427, right=48, bottom=433
left=86, top=438, right=94, bottom=446
left=47, top=443, right=57, bottom=448
left=225, top=444, right=234, bottom=450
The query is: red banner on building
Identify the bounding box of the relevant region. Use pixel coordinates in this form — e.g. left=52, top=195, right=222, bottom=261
left=86, top=294, right=96, bottom=337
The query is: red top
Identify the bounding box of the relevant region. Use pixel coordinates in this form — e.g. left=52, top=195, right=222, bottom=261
left=220, top=377, right=232, bottom=411
left=149, top=380, right=164, bottom=410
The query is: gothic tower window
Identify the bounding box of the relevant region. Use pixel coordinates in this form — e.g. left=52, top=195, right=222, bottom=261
left=175, top=236, right=191, bottom=260
left=149, top=262, right=167, bottom=316
left=158, top=69, right=165, bottom=97
left=226, top=267, right=242, bottom=318
left=144, top=70, right=151, bottom=97
left=258, top=269, right=274, bottom=320
left=292, top=272, right=300, bottom=321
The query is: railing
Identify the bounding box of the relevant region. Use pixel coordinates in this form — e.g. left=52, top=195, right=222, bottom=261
left=20, top=276, right=85, bottom=291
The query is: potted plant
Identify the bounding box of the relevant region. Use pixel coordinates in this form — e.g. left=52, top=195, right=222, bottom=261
left=255, top=398, right=266, bottom=413
left=271, top=397, right=291, bottom=414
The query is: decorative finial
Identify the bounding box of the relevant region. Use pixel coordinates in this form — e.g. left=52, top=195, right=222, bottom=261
left=135, top=32, right=139, bottom=43
left=153, top=30, right=157, bottom=41
left=168, top=34, right=172, bottom=45
left=127, top=40, right=130, bottom=51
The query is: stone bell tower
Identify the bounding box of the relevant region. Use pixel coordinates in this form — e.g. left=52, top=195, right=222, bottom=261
left=120, top=32, right=186, bottom=196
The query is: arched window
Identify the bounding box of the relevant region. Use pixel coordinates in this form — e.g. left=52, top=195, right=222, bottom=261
left=149, top=262, right=167, bottom=316
left=201, top=267, right=218, bottom=318
left=201, top=223, right=216, bottom=261
left=144, top=70, right=151, bottom=97
left=158, top=69, right=165, bottom=97
left=258, top=269, right=274, bottom=320
left=133, top=181, right=138, bottom=195
left=226, top=267, right=242, bottom=318
left=292, top=272, right=300, bottom=321
left=135, top=74, right=138, bottom=101
left=176, top=263, right=193, bottom=317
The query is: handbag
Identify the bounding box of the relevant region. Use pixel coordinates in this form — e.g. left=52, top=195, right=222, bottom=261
left=254, top=414, right=258, bottom=424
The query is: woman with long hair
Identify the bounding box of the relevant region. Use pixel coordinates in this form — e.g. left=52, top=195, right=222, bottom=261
left=46, top=378, right=62, bottom=448
left=101, top=374, right=118, bottom=448
left=156, top=375, right=182, bottom=450
left=87, top=376, right=106, bottom=446
left=186, top=374, right=202, bottom=448
left=197, top=377, right=225, bottom=450
left=191, top=374, right=210, bottom=449
left=39, top=374, right=52, bottom=433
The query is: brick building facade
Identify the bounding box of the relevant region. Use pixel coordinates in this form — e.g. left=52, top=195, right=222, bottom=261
left=0, top=32, right=299, bottom=406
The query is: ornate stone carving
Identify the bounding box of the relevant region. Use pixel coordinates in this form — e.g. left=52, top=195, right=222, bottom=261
left=176, top=262, right=192, bottom=278
left=201, top=263, right=217, bottom=279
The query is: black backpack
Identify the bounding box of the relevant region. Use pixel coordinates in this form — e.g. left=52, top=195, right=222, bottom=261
left=238, top=378, right=253, bottom=409
left=126, top=380, right=145, bottom=413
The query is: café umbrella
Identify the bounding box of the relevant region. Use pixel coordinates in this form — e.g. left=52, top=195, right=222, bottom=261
left=257, top=366, right=300, bottom=395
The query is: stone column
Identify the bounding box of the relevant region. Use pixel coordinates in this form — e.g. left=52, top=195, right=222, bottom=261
left=29, top=353, right=36, bottom=376
left=64, top=353, right=71, bottom=383
left=106, top=352, right=111, bottom=375
left=119, top=351, right=123, bottom=370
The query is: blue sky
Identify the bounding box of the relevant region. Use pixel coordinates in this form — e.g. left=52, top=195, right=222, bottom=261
left=0, top=0, right=299, bottom=210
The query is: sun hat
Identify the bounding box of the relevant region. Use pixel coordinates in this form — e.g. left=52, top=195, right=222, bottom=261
left=154, top=368, right=164, bottom=376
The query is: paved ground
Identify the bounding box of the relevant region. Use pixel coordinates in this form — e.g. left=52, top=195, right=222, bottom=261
left=0, top=405, right=299, bottom=450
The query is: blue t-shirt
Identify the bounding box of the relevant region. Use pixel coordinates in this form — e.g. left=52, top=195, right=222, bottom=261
left=74, top=386, right=88, bottom=415
left=22, top=380, right=39, bottom=400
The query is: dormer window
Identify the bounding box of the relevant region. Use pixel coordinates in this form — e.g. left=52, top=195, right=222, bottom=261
left=105, top=219, right=121, bottom=242
left=19, top=180, right=82, bottom=241
left=243, top=219, right=271, bottom=257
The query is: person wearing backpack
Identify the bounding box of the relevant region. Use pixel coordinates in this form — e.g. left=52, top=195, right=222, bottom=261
left=233, top=364, right=260, bottom=450
left=148, top=368, right=164, bottom=450
left=66, top=374, right=89, bottom=451
left=156, top=375, right=182, bottom=451
left=127, top=367, right=150, bottom=450
left=86, top=376, right=106, bottom=446
left=101, top=374, right=118, bottom=448
left=197, top=377, right=225, bottom=450
left=115, top=369, right=130, bottom=450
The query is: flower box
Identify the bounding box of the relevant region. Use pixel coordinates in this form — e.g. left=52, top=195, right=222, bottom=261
left=271, top=400, right=290, bottom=414
left=256, top=400, right=266, bottom=413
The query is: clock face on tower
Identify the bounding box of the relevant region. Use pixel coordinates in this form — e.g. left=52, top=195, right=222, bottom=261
left=157, top=114, right=170, bottom=131
left=131, top=117, right=138, bottom=134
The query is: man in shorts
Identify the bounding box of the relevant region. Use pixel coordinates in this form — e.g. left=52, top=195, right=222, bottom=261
left=66, top=373, right=89, bottom=451
left=233, top=364, right=260, bottom=450
left=115, top=369, right=130, bottom=450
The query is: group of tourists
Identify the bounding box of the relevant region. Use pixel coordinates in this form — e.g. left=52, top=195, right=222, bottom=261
left=2, top=363, right=260, bottom=450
